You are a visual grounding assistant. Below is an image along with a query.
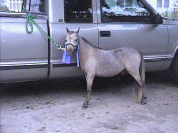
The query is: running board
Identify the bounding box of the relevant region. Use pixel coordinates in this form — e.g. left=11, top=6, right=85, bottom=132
left=144, top=55, right=173, bottom=62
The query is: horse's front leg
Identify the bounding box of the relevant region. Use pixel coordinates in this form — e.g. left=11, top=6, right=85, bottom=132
left=83, top=74, right=94, bottom=109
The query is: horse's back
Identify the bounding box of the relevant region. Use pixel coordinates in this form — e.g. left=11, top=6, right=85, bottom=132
left=113, top=47, right=141, bottom=62
left=114, top=47, right=140, bottom=56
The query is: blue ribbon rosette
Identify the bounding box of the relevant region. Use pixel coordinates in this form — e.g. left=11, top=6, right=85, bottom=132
left=62, top=44, right=79, bottom=67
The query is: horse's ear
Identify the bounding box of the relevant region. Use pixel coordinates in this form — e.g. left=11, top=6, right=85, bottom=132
left=76, top=27, right=80, bottom=34
left=66, top=28, right=70, bottom=33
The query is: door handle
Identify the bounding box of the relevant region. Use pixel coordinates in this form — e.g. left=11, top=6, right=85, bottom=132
left=100, top=31, right=111, bottom=37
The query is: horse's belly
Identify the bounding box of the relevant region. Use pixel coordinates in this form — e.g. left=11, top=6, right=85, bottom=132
left=95, top=63, right=124, bottom=77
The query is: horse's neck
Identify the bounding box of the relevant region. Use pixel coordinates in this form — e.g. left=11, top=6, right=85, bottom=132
left=78, top=37, right=96, bottom=64
left=79, top=37, right=95, bottom=53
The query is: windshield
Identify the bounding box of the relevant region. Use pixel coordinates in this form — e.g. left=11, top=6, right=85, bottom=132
left=146, top=0, right=178, bottom=19
left=0, top=0, right=46, bottom=14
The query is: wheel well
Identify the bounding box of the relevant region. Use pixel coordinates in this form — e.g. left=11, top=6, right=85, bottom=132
left=169, top=49, right=178, bottom=73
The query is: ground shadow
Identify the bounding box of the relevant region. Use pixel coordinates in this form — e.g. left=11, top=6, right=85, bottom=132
left=1, top=72, right=177, bottom=97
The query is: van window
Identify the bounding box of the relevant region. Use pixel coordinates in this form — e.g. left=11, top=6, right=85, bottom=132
left=101, top=0, right=151, bottom=23
left=65, top=0, right=93, bottom=23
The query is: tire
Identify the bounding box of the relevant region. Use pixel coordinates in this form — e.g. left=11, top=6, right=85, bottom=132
left=173, top=55, right=178, bottom=81
left=0, top=83, right=13, bottom=93
left=0, top=83, right=5, bottom=94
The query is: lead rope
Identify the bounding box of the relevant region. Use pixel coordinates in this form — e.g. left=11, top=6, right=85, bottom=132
left=26, top=14, right=66, bottom=51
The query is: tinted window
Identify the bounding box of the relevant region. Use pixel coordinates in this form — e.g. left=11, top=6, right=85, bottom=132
left=101, top=0, right=151, bottom=23
left=65, top=0, right=93, bottom=23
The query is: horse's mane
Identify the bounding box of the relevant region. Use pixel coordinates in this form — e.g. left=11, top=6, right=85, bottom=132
left=80, top=37, right=102, bottom=49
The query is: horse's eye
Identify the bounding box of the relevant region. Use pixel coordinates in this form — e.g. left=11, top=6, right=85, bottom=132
left=75, top=39, right=78, bottom=42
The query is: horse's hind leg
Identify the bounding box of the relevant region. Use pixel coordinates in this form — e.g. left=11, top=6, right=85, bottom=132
left=127, top=69, right=146, bottom=105
left=133, top=78, right=146, bottom=105
left=83, top=74, right=94, bottom=109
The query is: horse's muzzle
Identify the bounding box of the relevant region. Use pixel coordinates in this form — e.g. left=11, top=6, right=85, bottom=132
left=66, top=43, right=77, bottom=49
left=66, top=46, right=73, bottom=56
left=66, top=43, right=77, bottom=55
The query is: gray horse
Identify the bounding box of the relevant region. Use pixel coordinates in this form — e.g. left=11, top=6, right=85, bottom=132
left=65, top=28, right=146, bottom=109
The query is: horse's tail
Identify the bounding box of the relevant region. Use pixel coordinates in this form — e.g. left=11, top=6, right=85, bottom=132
left=139, top=53, right=145, bottom=85
left=139, top=52, right=146, bottom=104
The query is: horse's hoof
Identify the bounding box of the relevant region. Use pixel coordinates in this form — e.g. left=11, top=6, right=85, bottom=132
left=141, top=98, right=146, bottom=105
left=83, top=105, right=87, bottom=109
left=83, top=101, right=88, bottom=109
left=143, top=97, right=147, bottom=100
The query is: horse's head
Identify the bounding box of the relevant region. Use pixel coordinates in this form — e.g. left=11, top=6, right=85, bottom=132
left=65, top=27, right=80, bottom=56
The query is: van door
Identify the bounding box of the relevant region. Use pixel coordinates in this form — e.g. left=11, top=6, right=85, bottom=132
left=98, top=0, right=168, bottom=70
left=0, top=0, right=48, bottom=82
left=49, top=0, right=99, bottom=78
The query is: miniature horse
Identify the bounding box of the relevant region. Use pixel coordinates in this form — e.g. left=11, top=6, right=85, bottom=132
left=65, top=28, right=146, bottom=109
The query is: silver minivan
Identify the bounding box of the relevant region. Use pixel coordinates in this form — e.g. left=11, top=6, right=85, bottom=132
left=0, top=0, right=178, bottom=83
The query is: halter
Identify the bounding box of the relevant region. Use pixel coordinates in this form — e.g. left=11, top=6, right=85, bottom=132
left=63, top=38, right=80, bottom=67
left=66, top=43, right=78, bottom=49
left=66, top=36, right=80, bottom=50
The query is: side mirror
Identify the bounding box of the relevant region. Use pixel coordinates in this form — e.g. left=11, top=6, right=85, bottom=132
left=154, top=13, right=163, bottom=24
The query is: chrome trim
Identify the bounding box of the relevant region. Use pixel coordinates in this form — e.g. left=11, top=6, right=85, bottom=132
left=0, top=12, right=26, bottom=15
left=143, top=55, right=173, bottom=62
left=0, top=12, right=27, bottom=18
left=51, top=60, right=77, bottom=68
left=0, top=55, right=173, bottom=70
left=0, top=61, right=48, bottom=70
